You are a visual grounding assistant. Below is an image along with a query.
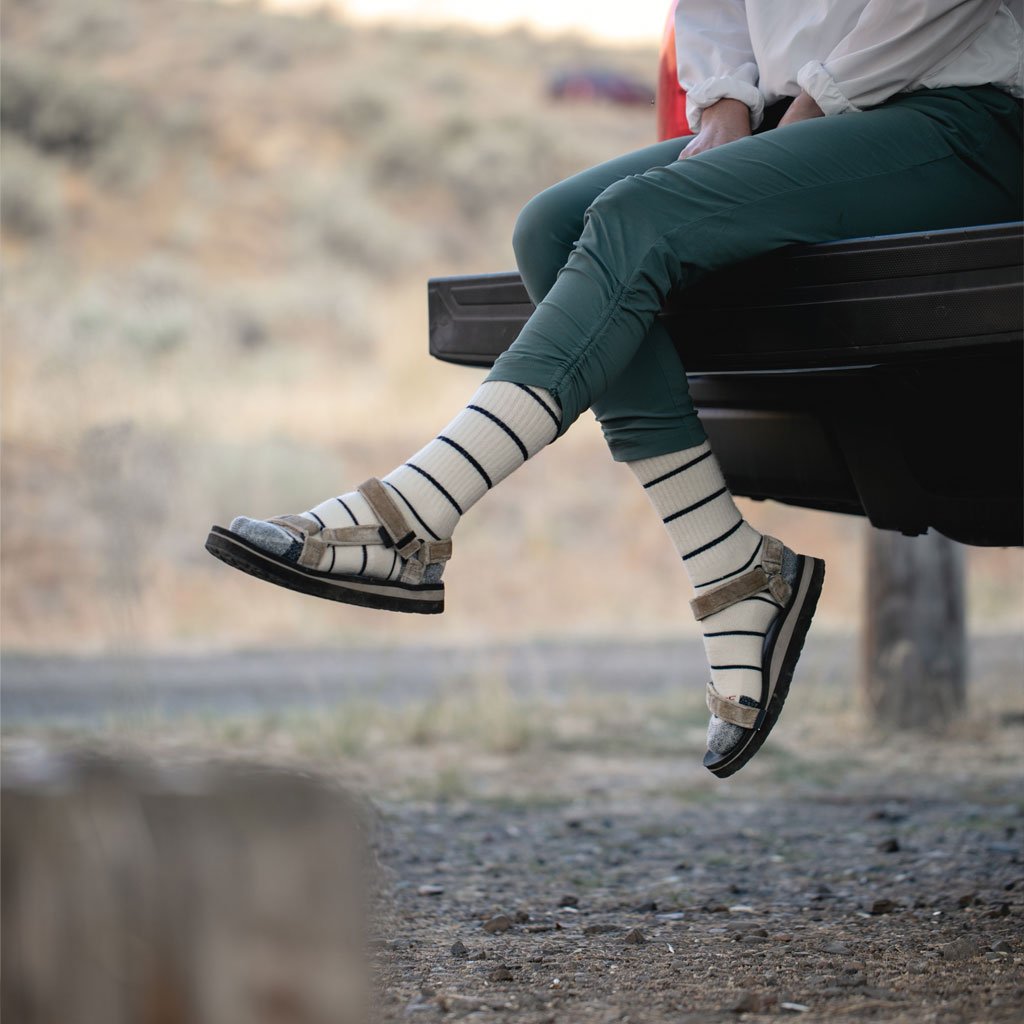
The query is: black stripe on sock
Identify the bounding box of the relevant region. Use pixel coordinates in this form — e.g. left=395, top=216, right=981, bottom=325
left=383, top=480, right=441, bottom=541
left=328, top=546, right=336, bottom=572
left=704, top=630, right=767, bottom=638
left=467, top=405, right=529, bottom=461
left=744, top=595, right=783, bottom=608
left=308, top=510, right=326, bottom=529
left=335, top=497, right=364, bottom=574
left=682, top=518, right=743, bottom=561
left=532, top=386, right=561, bottom=411
left=512, top=383, right=561, bottom=432
left=642, top=447, right=711, bottom=489
left=437, top=436, right=492, bottom=488
left=404, top=462, right=463, bottom=515
left=695, top=538, right=762, bottom=589
left=336, top=497, right=358, bottom=524
left=388, top=549, right=398, bottom=580
left=663, top=486, right=727, bottom=525
left=710, top=664, right=762, bottom=672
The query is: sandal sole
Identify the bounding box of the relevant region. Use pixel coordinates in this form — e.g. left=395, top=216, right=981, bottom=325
left=205, top=525, right=445, bottom=614
left=703, top=554, right=826, bottom=778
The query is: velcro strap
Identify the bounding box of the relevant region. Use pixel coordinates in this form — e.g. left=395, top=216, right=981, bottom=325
left=691, top=566, right=770, bottom=621
left=706, top=681, right=760, bottom=729
left=357, top=478, right=422, bottom=559
left=421, top=539, right=453, bottom=563
left=761, top=535, right=784, bottom=575
left=268, top=492, right=453, bottom=577
left=268, top=514, right=318, bottom=539
left=399, top=559, right=425, bottom=584
left=767, top=573, right=792, bottom=604
left=266, top=515, right=319, bottom=568
left=689, top=534, right=792, bottom=621
left=319, top=525, right=389, bottom=546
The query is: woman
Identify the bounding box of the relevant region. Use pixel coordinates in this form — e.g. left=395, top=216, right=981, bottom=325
left=207, top=0, right=1023, bottom=777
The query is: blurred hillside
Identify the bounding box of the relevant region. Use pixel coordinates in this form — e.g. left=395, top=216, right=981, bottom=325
left=2, top=0, right=1021, bottom=653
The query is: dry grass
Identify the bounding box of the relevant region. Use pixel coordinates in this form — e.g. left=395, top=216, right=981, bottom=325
left=7, top=637, right=1022, bottom=808
left=2, top=0, right=1022, bottom=654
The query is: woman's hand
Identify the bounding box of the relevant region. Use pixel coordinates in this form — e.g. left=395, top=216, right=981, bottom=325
left=778, top=90, right=825, bottom=127
left=679, top=98, right=751, bottom=160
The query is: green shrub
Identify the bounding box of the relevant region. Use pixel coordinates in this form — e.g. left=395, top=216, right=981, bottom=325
left=0, top=135, right=64, bottom=238
left=329, top=90, right=394, bottom=138
left=0, top=52, right=143, bottom=165
left=293, top=170, right=424, bottom=272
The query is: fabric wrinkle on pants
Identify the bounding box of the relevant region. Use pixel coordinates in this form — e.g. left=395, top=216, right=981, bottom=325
left=487, top=85, right=1023, bottom=463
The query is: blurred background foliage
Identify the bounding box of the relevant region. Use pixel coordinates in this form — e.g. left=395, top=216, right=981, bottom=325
left=2, top=0, right=1021, bottom=654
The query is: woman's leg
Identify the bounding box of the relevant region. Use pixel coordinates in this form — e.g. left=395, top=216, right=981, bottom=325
left=230, top=136, right=705, bottom=590
left=487, top=85, right=1020, bottom=766
left=217, top=85, right=1020, bottom=764
left=507, top=138, right=786, bottom=750
left=227, top=83, right=1020, bottom=583
left=510, top=138, right=707, bottom=460
left=486, top=85, right=1022, bottom=429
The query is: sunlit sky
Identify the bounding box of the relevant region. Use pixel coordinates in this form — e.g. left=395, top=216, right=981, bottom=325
left=257, top=0, right=671, bottom=46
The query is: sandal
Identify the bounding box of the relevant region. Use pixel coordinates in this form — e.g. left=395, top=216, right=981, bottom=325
left=205, top=478, right=451, bottom=614
left=692, top=536, right=826, bottom=778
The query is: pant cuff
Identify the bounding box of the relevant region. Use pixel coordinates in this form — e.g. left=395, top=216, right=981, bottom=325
left=603, top=419, right=708, bottom=463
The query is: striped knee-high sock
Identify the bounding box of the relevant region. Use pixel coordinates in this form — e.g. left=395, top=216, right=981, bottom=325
left=298, top=381, right=560, bottom=579
left=628, top=441, right=779, bottom=704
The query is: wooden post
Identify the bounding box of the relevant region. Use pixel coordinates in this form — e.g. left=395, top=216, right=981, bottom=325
left=861, top=528, right=967, bottom=730
left=1, top=751, right=369, bottom=1024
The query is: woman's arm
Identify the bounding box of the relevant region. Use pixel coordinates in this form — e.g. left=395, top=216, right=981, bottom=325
left=796, top=0, right=1004, bottom=115
left=679, top=98, right=752, bottom=159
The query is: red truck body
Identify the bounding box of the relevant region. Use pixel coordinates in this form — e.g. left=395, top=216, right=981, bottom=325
left=656, top=2, right=690, bottom=140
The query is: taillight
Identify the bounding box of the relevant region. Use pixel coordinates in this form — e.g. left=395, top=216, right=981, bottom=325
left=655, top=0, right=689, bottom=141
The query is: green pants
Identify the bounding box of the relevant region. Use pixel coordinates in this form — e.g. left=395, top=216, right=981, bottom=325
left=486, top=85, right=1023, bottom=462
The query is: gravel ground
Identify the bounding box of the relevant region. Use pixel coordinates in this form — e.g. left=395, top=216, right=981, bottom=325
left=5, top=636, right=1022, bottom=1022
left=370, top=775, right=1023, bottom=1023
left=358, top=636, right=1023, bottom=1022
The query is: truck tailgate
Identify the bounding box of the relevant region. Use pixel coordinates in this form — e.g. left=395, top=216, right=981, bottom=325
left=428, top=222, right=1023, bottom=372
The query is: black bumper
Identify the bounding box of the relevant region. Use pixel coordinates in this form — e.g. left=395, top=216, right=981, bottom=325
left=428, top=223, right=1024, bottom=547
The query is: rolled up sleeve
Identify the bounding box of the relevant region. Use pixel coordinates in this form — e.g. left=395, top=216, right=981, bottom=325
left=676, top=0, right=765, bottom=129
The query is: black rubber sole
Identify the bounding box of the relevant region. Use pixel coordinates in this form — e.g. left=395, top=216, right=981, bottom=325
left=703, top=555, right=826, bottom=779
left=204, top=525, right=445, bottom=614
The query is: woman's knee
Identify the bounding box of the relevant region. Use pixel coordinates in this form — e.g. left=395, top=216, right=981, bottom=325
left=512, top=182, right=588, bottom=298
left=511, top=197, right=545, bottom=273
left=584, top=174, right=667, bottom=243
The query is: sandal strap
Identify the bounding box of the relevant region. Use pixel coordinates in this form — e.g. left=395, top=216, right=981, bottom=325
left=270, top=516, right=383, bottom=547
left=267, top=479, right=454, bottom=580
left=266, top=515, right=347, bottom=570
left=706, top=681, right=763, bottom=729
left=357, top=479, right=421, bottom=558
left=689, top=535, right=792, bottom=621
left=356, top=479, right=452, bottom=583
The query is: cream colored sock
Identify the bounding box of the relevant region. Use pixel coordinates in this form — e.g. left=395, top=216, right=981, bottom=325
left=233, top=381, right=560, bottom=579
left=628, top=441, right=782, bottom=704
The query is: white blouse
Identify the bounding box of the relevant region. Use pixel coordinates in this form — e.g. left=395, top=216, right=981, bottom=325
left=676, top=0, right=1024, bottom=129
